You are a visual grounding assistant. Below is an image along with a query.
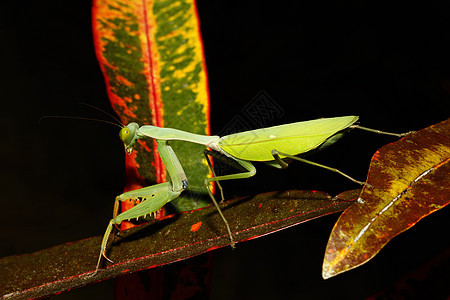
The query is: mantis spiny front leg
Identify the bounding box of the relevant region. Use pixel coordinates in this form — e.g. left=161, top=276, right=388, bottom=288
left=95, top=140, right=188, bottom=272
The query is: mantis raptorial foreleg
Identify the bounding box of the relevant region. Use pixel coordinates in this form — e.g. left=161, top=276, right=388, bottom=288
left=112, top=182, right=173, bottom=229
left=95, top=140, right=187, bottom=272
left=271, top=150, right=368, bottom=186
left=203, top=150, right=257, bottom=248
left=97, top=184, right=176, bottom=267
left=113, top=182, right=172, bottom=229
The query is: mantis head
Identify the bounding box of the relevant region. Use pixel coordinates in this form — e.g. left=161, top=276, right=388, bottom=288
left=119, top=122, right=140, bottom=154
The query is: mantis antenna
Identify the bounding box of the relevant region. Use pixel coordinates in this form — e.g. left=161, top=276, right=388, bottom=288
left=79, top=102, right=124, bottom=127
left=39, top=115, right=123, bottom=128
left=39, top=103, right=124, bottom=128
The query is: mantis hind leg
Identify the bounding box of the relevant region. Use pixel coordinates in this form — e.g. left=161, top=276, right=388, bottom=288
left=204, top=150, right=257, bottom=248
left=96, top=182, right=180, bottom=272
left=271, top=149, right=370, bottom=187
left=351, top=125, right=414, bottom=137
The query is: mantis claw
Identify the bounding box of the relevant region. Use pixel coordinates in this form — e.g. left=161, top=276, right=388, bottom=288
left=399, top=130, right=415, bottom=137
left=362, top=182, right=374, bottom=189
left=102, top=252, right=114, bottom=264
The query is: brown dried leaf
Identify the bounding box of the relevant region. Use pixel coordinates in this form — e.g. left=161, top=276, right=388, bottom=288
left=323, top=119, right=450, bottom=279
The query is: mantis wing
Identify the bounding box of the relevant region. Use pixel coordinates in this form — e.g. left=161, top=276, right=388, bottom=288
left=218, top=116, right=359, bottom=161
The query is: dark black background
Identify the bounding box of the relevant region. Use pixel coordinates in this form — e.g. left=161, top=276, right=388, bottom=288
left=1, top=1, right=449, bottom=299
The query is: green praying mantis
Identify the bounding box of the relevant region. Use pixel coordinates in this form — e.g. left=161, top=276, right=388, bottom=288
left=95, top=115, right=410, bottom=271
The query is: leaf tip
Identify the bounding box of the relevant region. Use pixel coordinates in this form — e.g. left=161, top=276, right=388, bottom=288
left=322, top=249, right=339, bottom=279
left=322, top=257, right=342, bottom=279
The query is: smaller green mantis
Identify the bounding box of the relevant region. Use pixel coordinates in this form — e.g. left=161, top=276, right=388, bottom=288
left=95, top=116, right=410, bottom=271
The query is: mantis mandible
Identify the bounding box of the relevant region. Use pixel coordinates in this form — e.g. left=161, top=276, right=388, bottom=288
left=95, top=115, right=409, bottom=271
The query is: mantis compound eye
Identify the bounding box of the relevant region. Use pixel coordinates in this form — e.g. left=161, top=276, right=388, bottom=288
left=119, top=126, right=133, bottom=145
left=119, top=123, right=139, bottom=154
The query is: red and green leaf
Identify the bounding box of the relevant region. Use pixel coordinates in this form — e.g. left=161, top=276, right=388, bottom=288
left=323, top=119, right=450, bottom=279
left=92, top=0, right=211, bottom=226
